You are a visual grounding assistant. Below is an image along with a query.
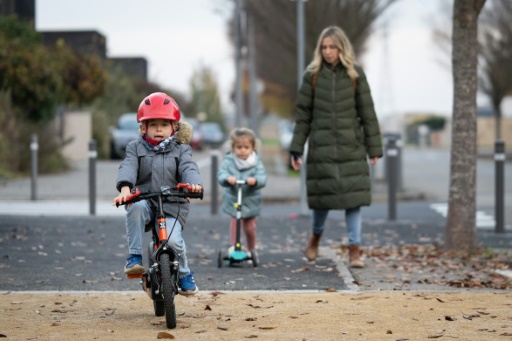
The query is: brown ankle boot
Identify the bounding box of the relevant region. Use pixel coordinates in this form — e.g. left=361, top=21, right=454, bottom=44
left=348, top=245, right=364, bottom=268
left=305, top=232, right=322, bottom=261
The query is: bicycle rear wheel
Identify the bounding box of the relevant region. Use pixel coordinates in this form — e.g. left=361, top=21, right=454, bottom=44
left=159, top=253, right=177, bottom=329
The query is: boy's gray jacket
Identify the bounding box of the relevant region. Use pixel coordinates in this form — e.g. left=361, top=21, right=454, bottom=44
left=289, top=62, right=383, bottom=210
left=217, top=152, right=267, bottom=218
left=116, top=122, right=202, bottom=227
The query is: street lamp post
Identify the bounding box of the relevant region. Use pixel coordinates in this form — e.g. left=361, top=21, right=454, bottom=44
left=235, top=0, right=245, bottom=128
left=296, top=0, right=309, bottom=216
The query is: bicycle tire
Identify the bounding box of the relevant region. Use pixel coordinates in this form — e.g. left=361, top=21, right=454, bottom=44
left=159, top=253, right=177, bottom=329
left=146, top=244, right=165, bottom=316
left=154, top=300, right=165, bottom=316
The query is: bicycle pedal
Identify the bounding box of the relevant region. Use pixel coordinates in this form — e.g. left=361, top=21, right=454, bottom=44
left=127, top=273, right=143, bottom=279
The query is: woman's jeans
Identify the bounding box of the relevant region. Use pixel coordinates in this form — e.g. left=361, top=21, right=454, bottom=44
left=312, top=207, right=361, bottom=246
left=125, top=200, right=190, bottom=279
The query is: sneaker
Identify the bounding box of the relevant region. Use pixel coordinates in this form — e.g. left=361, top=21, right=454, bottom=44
left=124, top=254, right=144, bottom=275
left=178, top=272, right=199, bottom=296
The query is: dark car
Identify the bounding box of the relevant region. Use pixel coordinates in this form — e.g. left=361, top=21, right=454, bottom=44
left=109, top=113, right=139, bottom=159
left=200, top=122, right=225, bottom=148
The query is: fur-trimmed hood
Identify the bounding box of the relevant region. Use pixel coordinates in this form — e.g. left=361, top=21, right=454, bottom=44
left=175, top=121, right=193, bottom=144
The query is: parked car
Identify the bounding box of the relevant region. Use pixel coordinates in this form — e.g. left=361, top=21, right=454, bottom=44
left=109, top=113, right=139, bottom=159
left=200, top=122, right=225, bottom=148
left=184, top=118, right=203, bottom=151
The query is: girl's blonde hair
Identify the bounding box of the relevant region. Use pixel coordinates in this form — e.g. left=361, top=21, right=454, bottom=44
left=306, top=26, right=358, bottom=80
left=229, top=127, right=260, bottom=152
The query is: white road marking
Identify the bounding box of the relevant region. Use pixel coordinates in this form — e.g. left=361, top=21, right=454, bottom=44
left=429, top=203, right=503, bottom=230
left=495, top=270, right=512, bottom=279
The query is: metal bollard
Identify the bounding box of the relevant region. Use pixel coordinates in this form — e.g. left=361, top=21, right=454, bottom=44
left=89, top=140, right=97, bottom=216
left=386, top=137, right=398, bottom=221
left=396, top=136, right=403, bottom=191
left=30, top=134, right=38, bottom=201
left=495, top=140, right=505, bottom=233
left=383, top=133, right=402, bottom=190
left=210, top=150, right=220, bottom=215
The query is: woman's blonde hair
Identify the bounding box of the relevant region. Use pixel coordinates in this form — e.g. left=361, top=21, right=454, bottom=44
left=229, top=127, right=260, bottom=152
left=306, top=26, right=358, bottom=80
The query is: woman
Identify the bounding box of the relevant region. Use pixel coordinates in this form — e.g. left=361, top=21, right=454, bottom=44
left=289, top=26, right=383, bottom=268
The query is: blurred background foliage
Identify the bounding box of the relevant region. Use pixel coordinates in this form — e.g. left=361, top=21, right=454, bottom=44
left=229, top=0, right=399, bottom=118
left=1, top=0, right=511, bottom=177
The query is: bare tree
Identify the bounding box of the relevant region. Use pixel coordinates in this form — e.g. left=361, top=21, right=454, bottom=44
left=479, top=0, right=512, bottom=139
left=229, top=0, right=399, bottom=117
left=445, top=0, right=486, bottom=255
left=189, top=64, right=223, bottom=124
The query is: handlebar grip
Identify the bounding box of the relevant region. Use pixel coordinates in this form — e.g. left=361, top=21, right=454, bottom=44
left=176, top=183, right=203, bottom=200
left=186, top=190, right=203, bottom=200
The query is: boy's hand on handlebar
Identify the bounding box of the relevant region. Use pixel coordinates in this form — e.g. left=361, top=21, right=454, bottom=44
left=246, top=177, right=256, bottom=186
left=227, top=176, right=236, bottom=186
left=188, top=184, right=203, bottom=192
left=113, top=186, right=132, bottom=206
left=184, top=183, right=202, bottom=200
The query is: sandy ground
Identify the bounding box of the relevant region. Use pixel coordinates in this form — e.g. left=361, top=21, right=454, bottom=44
left=1, top=291, right=512, bottom=340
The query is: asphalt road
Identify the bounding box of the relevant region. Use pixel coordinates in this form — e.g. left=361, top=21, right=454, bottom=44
left=1, top=204, right=509, bottom=292
left=0, top=147, right=510, bottom=293
left=0, top=214, right=352, bottom=292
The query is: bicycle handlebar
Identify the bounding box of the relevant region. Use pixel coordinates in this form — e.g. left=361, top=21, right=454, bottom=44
left=115, top=184, right=203, bottom=207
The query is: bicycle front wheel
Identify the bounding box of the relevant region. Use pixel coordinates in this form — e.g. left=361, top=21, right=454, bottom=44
left=159, top=253, right=177, bottom=329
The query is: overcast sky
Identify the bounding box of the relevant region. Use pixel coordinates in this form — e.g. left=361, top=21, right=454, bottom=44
left=36, top=0, right=489, bottom=121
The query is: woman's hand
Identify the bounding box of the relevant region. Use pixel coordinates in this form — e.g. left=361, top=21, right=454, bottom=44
left=290, top=156, right=302, bottom=171
left=370, top=157, right=378, bottom=165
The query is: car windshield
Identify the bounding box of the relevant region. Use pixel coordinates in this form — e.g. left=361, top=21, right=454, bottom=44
left=118, top=116, right=139, bottom=131
left=202, top=123, right=219, bottom=133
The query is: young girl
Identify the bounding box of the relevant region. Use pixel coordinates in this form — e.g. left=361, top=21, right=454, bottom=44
left=217, top=128, right=267, bottom=262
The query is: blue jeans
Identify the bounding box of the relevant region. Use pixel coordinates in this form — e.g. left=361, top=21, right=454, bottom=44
left=125, top=200, right=190, bottom=279
left=312, top=207, right=362, bottom=245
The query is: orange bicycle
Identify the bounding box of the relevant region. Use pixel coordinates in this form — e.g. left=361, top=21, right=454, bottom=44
left=116, top=184, right=203, bottom=329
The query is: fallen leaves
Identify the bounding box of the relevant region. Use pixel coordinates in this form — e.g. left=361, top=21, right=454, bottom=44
left=360, top=244, right=512, bottom=290
left=246, top=303, right=273, bottom=309
left=157, top=331, right=175, bottom=339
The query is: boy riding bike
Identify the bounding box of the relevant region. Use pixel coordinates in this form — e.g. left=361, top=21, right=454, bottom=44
left=113, top=92, right=202, bottom=296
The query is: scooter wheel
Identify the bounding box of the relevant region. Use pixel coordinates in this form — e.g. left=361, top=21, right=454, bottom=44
left=217, top=250, right=224, bottom=268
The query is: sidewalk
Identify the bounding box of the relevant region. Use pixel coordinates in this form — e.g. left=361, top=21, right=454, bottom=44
left=0, top=158, right=420, bottom=210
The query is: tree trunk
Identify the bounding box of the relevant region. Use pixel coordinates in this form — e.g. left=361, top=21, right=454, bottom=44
left=445, top=0, right=486, bottom=254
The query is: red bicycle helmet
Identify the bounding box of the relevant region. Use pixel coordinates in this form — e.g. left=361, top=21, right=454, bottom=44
left=137, top=92, right=180, bottom=123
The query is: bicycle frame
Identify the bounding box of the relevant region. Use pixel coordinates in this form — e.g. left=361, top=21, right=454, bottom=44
left=115, top=183, right=203, bottom=328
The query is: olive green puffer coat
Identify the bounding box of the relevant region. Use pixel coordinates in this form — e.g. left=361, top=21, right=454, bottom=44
left=289, top=62, right=383, bottom=210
